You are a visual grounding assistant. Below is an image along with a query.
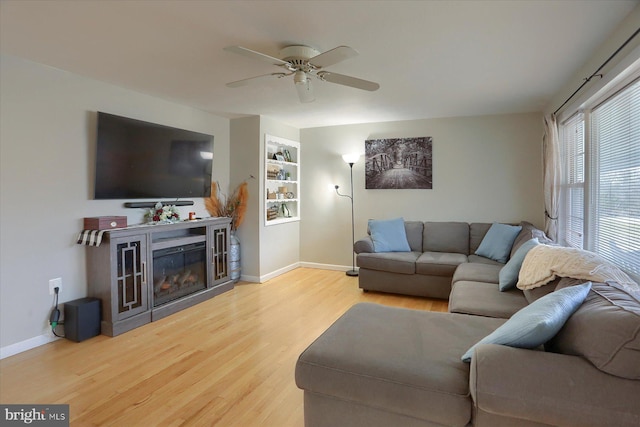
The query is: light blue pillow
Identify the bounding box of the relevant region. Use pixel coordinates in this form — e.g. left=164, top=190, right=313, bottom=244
left=475, top=223, right=522, bottom=263
left=498, top=238, right=539, bottom=291
left=368, top=217, right=411, bottom=253
left=461, top=282, right=592, bottom=362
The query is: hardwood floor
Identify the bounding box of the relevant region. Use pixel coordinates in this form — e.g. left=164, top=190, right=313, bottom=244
left=0, top=268, right=447, bottom=426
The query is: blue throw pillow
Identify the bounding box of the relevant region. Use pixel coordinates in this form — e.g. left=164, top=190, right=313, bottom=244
left=475, top=223, right=522, bottom=263
left=498, top=238, right=539, bottom=291
left=461, top=282, right=592, bottom=362
left=368, top=218, right=411, bottom=253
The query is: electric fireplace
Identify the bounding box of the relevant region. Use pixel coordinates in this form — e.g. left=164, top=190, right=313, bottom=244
left=153, top=242, right=207, bottom=307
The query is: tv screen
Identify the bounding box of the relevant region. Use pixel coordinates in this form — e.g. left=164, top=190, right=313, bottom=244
left=94, top=112, right=214, bottom=199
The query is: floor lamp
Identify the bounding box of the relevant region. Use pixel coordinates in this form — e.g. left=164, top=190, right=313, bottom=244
left=335, top=153, right=360, bottom=277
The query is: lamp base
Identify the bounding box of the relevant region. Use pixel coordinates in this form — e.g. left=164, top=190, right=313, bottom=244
left=345, top=269, right=359, bottom=277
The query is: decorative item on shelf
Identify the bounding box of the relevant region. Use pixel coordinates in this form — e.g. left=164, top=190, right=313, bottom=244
left=283, top=149, right=292, bottom=162
left=285, top=171, right=291, bottom=180
left=280, top=203, right=291, bottom=218
left=286, top=191, right=295, bottom=199
left=83, top=216, right=127, bottom=230
left=144, top=202, right=180, bottom=224
left=267, top=189, right=276, bottom=199
left=273, top=152, right=285, bottom=161
left=267, top=166, right=279, bottom=179
left=267, top=206, right=279, bottom=221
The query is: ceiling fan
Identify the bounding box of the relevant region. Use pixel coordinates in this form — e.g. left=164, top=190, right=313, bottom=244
left=224, top=45, right=380, bottom=103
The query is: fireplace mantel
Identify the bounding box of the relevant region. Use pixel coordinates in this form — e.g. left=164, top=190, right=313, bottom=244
left=85, top=217, right=233, bottom=336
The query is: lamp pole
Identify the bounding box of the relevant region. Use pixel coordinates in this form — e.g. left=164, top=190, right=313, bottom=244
left=336, top=153, right=360, bottom=277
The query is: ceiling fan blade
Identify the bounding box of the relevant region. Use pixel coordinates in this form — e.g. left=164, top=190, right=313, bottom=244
left=224, top=46, right=289, bottom=67
left=317, top=71, right=380, bottom=91
left=295, top=77, right=315, bottom=103
left=226, top=73, right=287, bottom=88
left=309, top=46, right=358, bottom=69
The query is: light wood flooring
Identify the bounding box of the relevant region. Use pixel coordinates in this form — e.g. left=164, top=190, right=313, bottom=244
left=0, top=267, right=447, bottom=426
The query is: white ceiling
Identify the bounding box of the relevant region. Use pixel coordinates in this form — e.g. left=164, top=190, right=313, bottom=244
left=1, top=0, right=637, bottom=129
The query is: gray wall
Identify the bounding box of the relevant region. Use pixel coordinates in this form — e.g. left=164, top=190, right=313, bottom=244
left=0, top=55, right=231, bottom=352
left=300, top=113, right=544, bottom=268
left=230, top=116, right=301, bottom=282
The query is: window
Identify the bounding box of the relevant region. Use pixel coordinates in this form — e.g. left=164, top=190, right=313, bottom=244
left=560, top=114, right=585, bottom=249
left=560, top=79, right=640, bottom=278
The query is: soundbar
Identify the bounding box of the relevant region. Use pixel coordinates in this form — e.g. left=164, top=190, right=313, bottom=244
left=124, top=201, right=194, bottom=209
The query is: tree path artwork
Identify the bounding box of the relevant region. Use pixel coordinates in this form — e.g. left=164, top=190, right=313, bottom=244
left=365, top=137, right=433, bottom=189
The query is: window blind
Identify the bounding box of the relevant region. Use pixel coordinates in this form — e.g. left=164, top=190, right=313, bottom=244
left=561, top=113, right=585, bottom=249
left=590, top=79, right=640, bottom=275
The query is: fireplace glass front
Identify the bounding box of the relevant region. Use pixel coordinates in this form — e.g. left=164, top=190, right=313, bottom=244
left=153, top=242, right=206, bottom=307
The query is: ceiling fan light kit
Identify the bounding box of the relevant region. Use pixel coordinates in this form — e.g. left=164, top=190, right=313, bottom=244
left=224, top=44, right=380, bottom=103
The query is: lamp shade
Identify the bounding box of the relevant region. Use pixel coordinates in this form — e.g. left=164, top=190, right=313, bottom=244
left=342, top=153, right=360, bottom=164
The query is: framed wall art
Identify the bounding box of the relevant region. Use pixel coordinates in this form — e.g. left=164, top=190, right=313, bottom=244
left=364, top=137, right=433, bottom=189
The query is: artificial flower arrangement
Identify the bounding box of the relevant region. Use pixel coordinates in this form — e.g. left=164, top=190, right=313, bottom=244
left=145, top=202, right=180, bottom=224
left=205, top=181, right=249, bottom=231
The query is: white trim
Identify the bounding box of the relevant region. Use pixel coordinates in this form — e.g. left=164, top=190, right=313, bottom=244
left=238, top=274, right=261, bottom=283
left=2, top=264, right=353, bottom=358
left=299, top=262, right=356, bottom=272
left=259, top=262, right=301, bottom=282
left=251, top=262, right=356, bottom=282
left=1, top=333, right=60, bottom=359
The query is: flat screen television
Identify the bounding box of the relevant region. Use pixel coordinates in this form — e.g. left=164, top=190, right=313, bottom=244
left=94, top=112, right=214, bottom=199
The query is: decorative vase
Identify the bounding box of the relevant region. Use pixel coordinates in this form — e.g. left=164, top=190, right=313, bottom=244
left=230, top=232, right=241, bottom=283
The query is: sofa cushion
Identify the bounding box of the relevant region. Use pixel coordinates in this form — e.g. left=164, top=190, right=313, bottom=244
left=415, top=251, right=467, bottom=277
left=475, top=223, right=522, bottom=264
left=462, top=282, right=592, bottom=362
left=498, top=238, right=539, bottom=291
left=404, top=221, right=424, bottom=252
left=547, top=281, right=640, bottom=380
left=423, top=222, right=470, bottom=255
left=523, top=277, right=560, bottom=303
left=368, top=217, right=411, bottom=252
left=449, top=281, right=528, bottom=319
left=356, top=251, right=420, bottom=274
left=467, top=254, right=504, bottom=266
left=523, top=277, right=585, bottom=304
left=452, top=263, right=501, bottom=285
left=469, top=222, right=492, bottom=253
left=295, top=303, right=505, bottom=427
left=510, top=221, right=553, bottom=258
left=470, top=344, right=640, bottom=427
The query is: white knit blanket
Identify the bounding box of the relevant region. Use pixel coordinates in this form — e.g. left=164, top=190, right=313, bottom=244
left=517, top=245, right=639, bottom=293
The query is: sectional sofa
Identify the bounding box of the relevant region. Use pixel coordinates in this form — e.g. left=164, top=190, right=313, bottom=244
left=295, top=220, right=640, bottom=427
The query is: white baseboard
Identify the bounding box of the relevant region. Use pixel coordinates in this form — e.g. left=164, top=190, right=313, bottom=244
left=299, top=261, right=355, bottom=272
left=1, top=264, right=353, bottom=359
left=241, top=262, right=355, bottom=283
left=259, top=262, right=301, bottom=282
left=1, top=333, right=60, bottom=360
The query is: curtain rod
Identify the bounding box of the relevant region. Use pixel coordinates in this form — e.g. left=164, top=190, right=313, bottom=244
left=553, top=26, right=640, bottom=116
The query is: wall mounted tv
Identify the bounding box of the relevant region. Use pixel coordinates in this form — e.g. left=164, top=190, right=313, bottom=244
left=94, top=112, right=214, bottom=200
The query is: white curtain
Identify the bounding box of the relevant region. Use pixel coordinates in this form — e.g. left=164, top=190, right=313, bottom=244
left=543, top=114, right=561, bottom=241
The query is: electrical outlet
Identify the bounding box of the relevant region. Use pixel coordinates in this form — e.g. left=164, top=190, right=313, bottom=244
left=49, top=277, right=62, bottom=295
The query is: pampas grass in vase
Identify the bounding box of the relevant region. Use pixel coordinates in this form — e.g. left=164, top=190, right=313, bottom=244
left=205, top=181, right=249, bottom=232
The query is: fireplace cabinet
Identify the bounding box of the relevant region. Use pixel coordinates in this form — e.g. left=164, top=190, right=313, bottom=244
left=86, top=217, right=233, bottom=336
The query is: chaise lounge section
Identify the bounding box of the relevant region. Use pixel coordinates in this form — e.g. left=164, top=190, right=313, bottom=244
left=296, top=219, right=640, bottom=427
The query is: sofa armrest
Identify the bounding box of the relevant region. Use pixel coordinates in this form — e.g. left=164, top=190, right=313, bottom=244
left=354, top=236, right=374, bottom=254
left=470, top=344, right=640, bottom=427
